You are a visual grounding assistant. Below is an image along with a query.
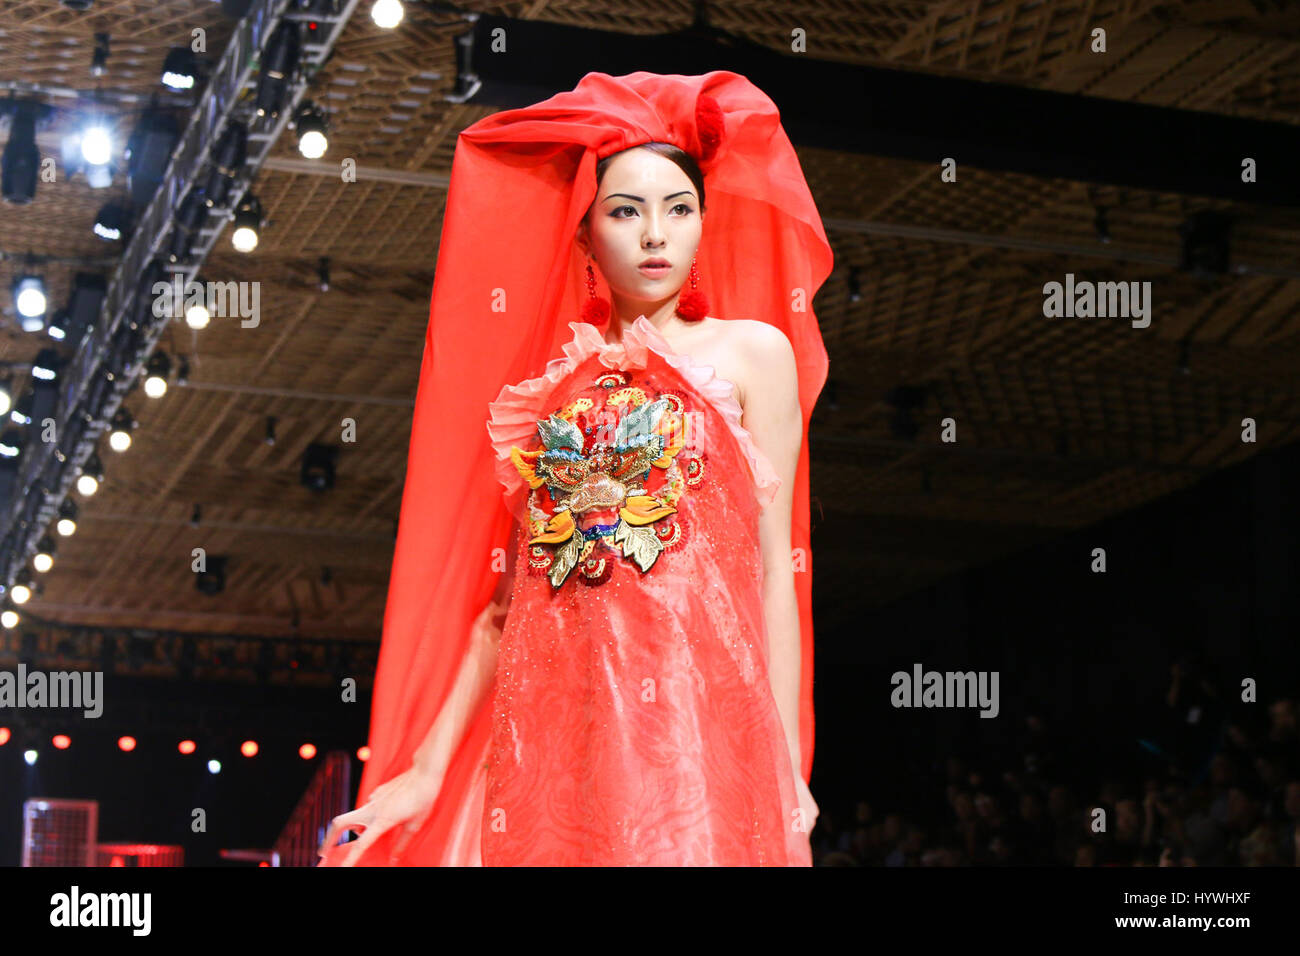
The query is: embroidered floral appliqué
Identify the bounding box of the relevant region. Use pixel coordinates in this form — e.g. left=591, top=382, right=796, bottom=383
left=508, top=370, right=697, bottom=588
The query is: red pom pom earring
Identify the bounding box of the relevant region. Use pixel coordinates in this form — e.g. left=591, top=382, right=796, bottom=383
left=675, top=256, right=709, bottom=322
left=582, top=255, right=709, bottom=326
left=581, top=259, right=610, bottom=328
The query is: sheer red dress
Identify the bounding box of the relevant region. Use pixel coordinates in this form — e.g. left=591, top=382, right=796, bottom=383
left=477, top=315, right=810, bottom=866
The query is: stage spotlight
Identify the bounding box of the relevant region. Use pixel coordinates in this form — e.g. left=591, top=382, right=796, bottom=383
left=447, top=27, right=481, bottom=103
left=207, top=759, right=221, bottom=774
left=143, top=352, right=171, bottom=398
left=57, top=498, right=78, bottom=536
left=293, top=101, right=328, bottom=158
left=94, top=202, right=130, bottom=241
left=24, top=750, right=36, bottom=765
left=13, top=274, right=47, bottom=323
left=254, top=22, right=300, bottom=119
left=118, top=736, right=136, bottom=752
left=10, top=391, right=33, bottom=426
left=169, top=187, right=210, bottom=263
left=32, top=348, right=61, bottom=382
left=0, top=381, right=10, bottom=417
left=108, top=408, right=136, bottom=451
left=202, top=122, right=247, bottom=210
left=125, top=109, right=180, bottom=209
left=300, top=443, right=337, bottom=492
left=1, top=609, right=17, bottom=629
left=77, top=453, right=103, bottom=496
left=372, top=0, right=404, bottom=29
left=46, top=308, right=70, bottom=341
left=34, top=535, right=56, bottom=573
left=161, top=47, right=198, bottom=90
left=1, top=102, right=41, bottom=204
left=178, top=739, right=196, bottom=754
left=53, top=734, right=71, bottom=749
left=241, top=740, right=258, bottom=758
left=90, top=32, right=110, bottom=77
left=186, top=303, right=209, bottom=329
left=80, top=122, right=113, bottom=166
left=0, top=427, right=22, bottom=458
left=195, top=555, right=226, bottom=595
left=299, top=743, right=317, bottom=759
left=11, top=578, right=31, bottom=605
left=357, top=745, right=371, bottom=761
left=64, top=273, right=107, bottom=347
left=0, top=727, right=9, bottom=745
left=231, top=194, right=262, bottom=252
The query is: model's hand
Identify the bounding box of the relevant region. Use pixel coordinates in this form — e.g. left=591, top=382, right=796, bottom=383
left=318, top=766, right=444, bottom=866
left=793, top=774, right=819, bottom=836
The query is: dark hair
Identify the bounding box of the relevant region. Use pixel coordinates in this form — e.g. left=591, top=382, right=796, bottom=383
left=594, top=141, right=706, bottom=213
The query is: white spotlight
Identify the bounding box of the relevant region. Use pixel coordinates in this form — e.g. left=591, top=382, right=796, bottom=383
left=231, top=225, right=258, bottom=253
left=185, top=302, right=210, bottom=330
left=372, top=0, right=404, bottom=29
left=298, top=129, right=327, bottom=159
left=81, top=125, right=113, bottom=166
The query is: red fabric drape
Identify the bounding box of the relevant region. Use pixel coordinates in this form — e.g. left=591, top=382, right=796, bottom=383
left=321, top=71, right=832, bottom=866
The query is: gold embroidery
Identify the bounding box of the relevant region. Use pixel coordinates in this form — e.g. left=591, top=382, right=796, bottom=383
left=507, top=374, right=695, bottom=588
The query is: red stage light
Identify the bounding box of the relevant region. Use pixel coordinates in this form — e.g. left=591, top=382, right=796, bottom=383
left=118, top=736, right=136, bottom=752
left=52, top=734, right=71, bottom=749
left=240, top=740, right=258, bottom=757
left=0, top=727, right=10, bottom=746
left=357, top=745, right=371, bottom=762
left=178, top=740, right=196, bottom=754
left=299, top=743, right=317, bottom=759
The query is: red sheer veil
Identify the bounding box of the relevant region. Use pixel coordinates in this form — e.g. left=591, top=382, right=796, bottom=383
left=321, top=70, right=832, bottom=866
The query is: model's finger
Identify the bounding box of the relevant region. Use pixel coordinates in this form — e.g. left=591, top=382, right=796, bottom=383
left=339, top=817, right=394, bottom=867
left=319, top=809, right=366, bottom=856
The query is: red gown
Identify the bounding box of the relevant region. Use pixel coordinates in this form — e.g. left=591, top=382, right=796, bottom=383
left=476, top=315, right=811, bottom=865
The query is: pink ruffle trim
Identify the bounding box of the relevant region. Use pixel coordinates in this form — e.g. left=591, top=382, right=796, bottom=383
left=485, top=315, right=781, bottom=510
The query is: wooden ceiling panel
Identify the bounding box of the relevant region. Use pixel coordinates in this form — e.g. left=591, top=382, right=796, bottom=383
left=1, top=0, right=1297, bottom=651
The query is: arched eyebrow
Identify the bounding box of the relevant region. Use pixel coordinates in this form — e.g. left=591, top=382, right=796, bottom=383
left=601, top=191, right=695, bottom=203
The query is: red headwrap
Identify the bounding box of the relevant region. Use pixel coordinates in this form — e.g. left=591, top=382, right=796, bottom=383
left=322, top=70, right=832, bottom=866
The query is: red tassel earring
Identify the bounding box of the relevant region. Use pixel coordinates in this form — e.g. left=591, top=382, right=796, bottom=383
left=581, top=259, right=610, bottom=328
left=675, top=256, right=709, bottom=322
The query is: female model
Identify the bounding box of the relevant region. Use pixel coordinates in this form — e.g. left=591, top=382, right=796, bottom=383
left=319, top=70, right=832, bottom=866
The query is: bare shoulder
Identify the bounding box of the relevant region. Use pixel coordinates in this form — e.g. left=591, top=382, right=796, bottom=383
left=704, top=317, right=795, bottom=408
left=732, top=319, right=793, bottom=356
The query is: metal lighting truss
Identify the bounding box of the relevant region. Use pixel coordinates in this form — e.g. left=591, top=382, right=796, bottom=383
left=0, top=0, right=361, bottom=588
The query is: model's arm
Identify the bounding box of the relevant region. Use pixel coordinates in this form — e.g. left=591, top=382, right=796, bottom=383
left=411, top=515, right=520, bottom=779
left=739, top=322, right=805, bottom=776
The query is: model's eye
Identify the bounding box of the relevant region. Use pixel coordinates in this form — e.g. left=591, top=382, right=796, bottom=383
left=672, top=203, right=693, bottom=215
left=611, top=206, right=636, bottom=218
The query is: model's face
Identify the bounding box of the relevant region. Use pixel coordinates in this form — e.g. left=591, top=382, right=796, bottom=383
left=579, top=148, right=702, bottom=305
